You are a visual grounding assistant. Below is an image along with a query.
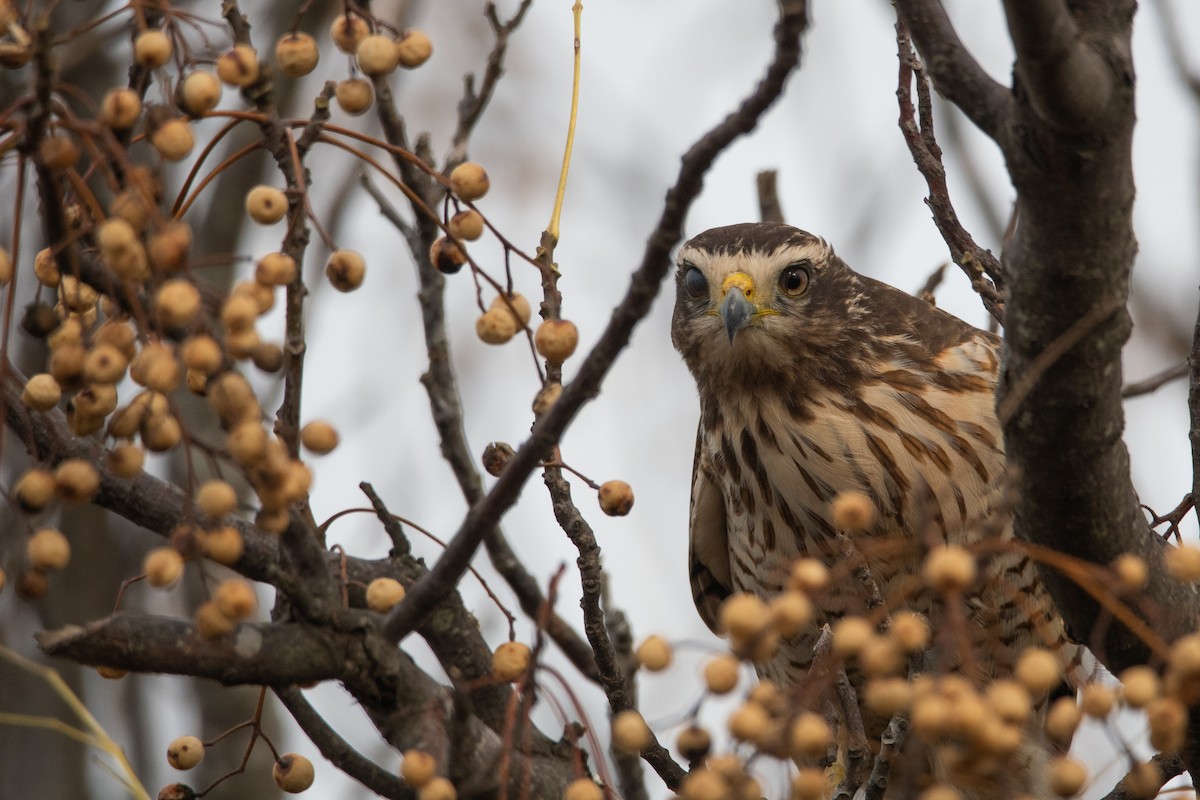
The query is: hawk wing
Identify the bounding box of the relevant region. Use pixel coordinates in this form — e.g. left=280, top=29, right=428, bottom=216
left=688, top=423, right=732, bottom=634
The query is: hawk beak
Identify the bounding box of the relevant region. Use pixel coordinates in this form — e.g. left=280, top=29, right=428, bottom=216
left=720, top=273, right=757, bottom=344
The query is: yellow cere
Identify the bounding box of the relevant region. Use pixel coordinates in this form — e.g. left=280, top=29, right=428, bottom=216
left=721, top=271, right=756, bottom=299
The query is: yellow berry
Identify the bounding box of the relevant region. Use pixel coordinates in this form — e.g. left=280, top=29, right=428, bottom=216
left=272, top=753, right=315, bottom=793
left=475, top=308, right=518, bottom=344
left=1048, top=756, right=1087, bottom=797
left=245, top=185, right=288, bottom=224
left=401, top=749, right=437, bottom=787
left=166, top=735, right=205, bottom=770
left=145, top=547, right=185, bottom=588
left=534, top=319, right=579, bottom=362
left=134, top=30, right=172, bottom=68
left=151, top=118, right=195, bottom=161
left=366, top=577, right=406, bottom=612
left=635, top=635, right=672, bottom=671
left=100, top=88, right=142, bottom=128
left=22, top=373, right=61, bottom=410
left=216, top=45, right=259, bottom=87
left=448, top=209, right=484, bottom=241
left=612, top=709, right=652, bottom=752
left=449, top=162, right=490, bottom=201
left=419, top=777, right=456, bottom=800
left=922, top=545, right=977, bottom=594
left=55, top=458, right=100, bottom=503
left=274, top=32, right=318, bottom=77
left=326, top=250, right=366, bottom=291
left=598, top=480, right=634, bottom=516
left=356, top=34, right=398, bottom=75
left=196, top=479, right=237, bottom=517
left=28, top=527, right=70, bottom=570
left=180, top=70, right=221, bottom=115
left=214, top=578, right=257, bottom=620
left=395, top=29, right=433, bottom=68
left=492, top=641, right=531, bottom=682
left=331, top=14, right=369, bottom=54
left=702, top=654, right=740, bottom=694
left=301, top=421, right=339, bottom=454
left=335, top=78, right=373, bottom=115
left=830, top=490, right=875, bottom=531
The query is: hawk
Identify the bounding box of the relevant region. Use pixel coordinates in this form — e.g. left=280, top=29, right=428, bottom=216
left=671, top=222, right=1081, bottom=700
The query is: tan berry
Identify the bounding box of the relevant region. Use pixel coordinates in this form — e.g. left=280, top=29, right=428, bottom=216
left=1148, top=696, right=1188, bottom=751
left=326, top=250, right=366, bottom=291
left=110, top=188, right=152, bottom=230
left=449, top=162, right=489, bottom=201
left=475, top=308, right=518, bottom=345
left=216, top=45, right=259, bottom=87
left=96, top=665, right=126, bottom=679
left=922, top=545, right=977, bottom=594
left=181, top=335, right=223, bottom=374
left=180, top=70, right=221, bottom=115
left=635, top=634, right=672, bottom=671
left=681, top=769, right=730, bottom=800
left=612, top=709, right=652, bottom=752
left=251, top=342, right=284, bottom=373
left=214, top=578, right=257, bottom=620
left=155, top=279, right=202, bottom=329
left=532, top=383, right=563, bottom=416
left=563, top=778, right=602, bottom=800
left=28, top=528, right=70, bottom=570
left=22, top=373, right=61, bottom=410
left=860, top=636, right=904, bottom=677
left=534, top=319, right=579, bottom=362
left=448, top=209, right=484, bottom=241
left=395, top=29, right=433, bottom=68
left=221, top=293, right=259, bottom=332
left=366, top=577, right=406, bottom=612
left=1048, top=756, right=1087, bottom=797
left=1015, top=646, right=1062, bottom=696
left=196, top=479, right=237, bottom=517
left=134, top=30, right=172, bottom=69
left=108, top=443, right=145, bottom=478
left=986, top=679, right=1032, bottom=725
left=166, top=735, right=204, bottom=770
left=429, top=237, right=466, bottom=275
left=58, top=275, right=97, bottom=313
left=50, top=343, right=87, bottom=389
left=81, top=345, right=126, bottom=386
left=832, top=616, right=874, bottom=658
left=228, top=421, right=269, bottom=464
left=911, top=693, right=955, bottom=740
left=1111, top=552, right=1148, bottom=591
left=1044, top=696, right=1081, bottom=748
left=788, top=558, right=830, bottom=592
left=300, top=421, right=339, bottom=454
left=888, top=610, right=929, bottom=652
left=142, top=412, right=182, bottom=452
left=830, top=490, right=875, bottom=531
left=245, top=185, right=288, bottom=224
left=791, top=769, right=827, bottom=800
left=719, top=592, right=770, bottom=640
left=151, top=118, right=195, bottom=161
left=490, top=292, right=532, bottom=327
left=145, top=547, right=185, bottom=588
left=16, top=467, right=56, bottom=511
left=919, top=786, right=962, bottom=800
left=1120, top=665, right=1161, bottom=708
left=1123, top=762, right=1162, bottom=800
left=864, top=676, right=912, bottom=716
left=146, top=219, right=195, bottom=273
left=1165, top=545, right=1200, bottom=581
left=39, top=134, right=79, bottom=170
left=202, top=526, right=244, bottom=566
left=790, top=712, right=831, bottom=759
left=55, top=459, right=100, bottom=502
left=34, top=247, right=60, bottom=287
left=273, top=753, right=315, bottom=793
left=702, top=654, right=740, bottom=694
left=481, top=441, right=514, bottom=477
left=131, top=342, right=180, bottom=392
left=356, top=34, right=398, bottom=75
left=492, top=641, right=531, bottom=682
left=418, top=777, right=456, bottom=800
left=334, top=78, right=373, bottom=115
left=100, top=88, right=142, bottom=129
left=16, top=569, right=49, bottom=599
left=331, top=13, right=369, bottom=53
left=95, top=320, right=138, bottom=361
left=727, top=702, right=769, bottom=743
left=1080, top=683, right=1115, bottom=719
left=598, top=480, right=634, bottom=516
left=769, top=591, right=813, bottom=638
left=274, top=32, right=318, bottom=77
left=675, top=725, right=711, bottom=761
left=0, top=246, right=10, bottom=285
left=400, top=749, right=437, bottom=787
left=255, top=252, right=297, bottom=286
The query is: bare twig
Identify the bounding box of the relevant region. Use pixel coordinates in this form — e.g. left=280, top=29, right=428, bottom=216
left=756, top=169, right=784, bottom=224
left=1097, top=751, right=1186, bottom=800
left=1122, top=361, right=1189, bottom=398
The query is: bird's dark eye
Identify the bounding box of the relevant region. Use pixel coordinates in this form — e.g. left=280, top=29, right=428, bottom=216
left=683, top=266, right=708, bottom=298
left=778, top=263, right=810, bottom=297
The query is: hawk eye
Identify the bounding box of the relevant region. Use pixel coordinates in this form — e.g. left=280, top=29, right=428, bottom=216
left=683, top=266, right=708, bottom=298
left=778, top=263, right=810, bottom=297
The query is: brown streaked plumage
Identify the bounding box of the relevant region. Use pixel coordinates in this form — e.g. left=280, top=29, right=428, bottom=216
left=672, top=222, right=1082, bottom=790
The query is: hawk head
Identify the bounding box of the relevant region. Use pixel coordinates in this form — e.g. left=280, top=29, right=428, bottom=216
left=671, top=222, right=871, bottom=394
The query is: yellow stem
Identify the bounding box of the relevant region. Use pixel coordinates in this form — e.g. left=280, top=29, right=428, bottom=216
left=546, top=1, right=583, bottom=245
